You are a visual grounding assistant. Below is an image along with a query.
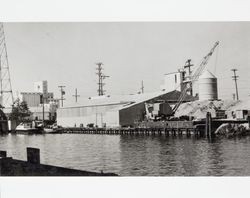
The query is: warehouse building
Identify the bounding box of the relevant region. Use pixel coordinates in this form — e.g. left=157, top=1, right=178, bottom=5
left=57, top=90, right=195, bottom=128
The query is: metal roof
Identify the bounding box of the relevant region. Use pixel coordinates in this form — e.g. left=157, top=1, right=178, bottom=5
left=60, top=90, right=196, bottom=110
left=61, top=90, right=172, bottom=109
left=199, top=70, right=217, bottom=79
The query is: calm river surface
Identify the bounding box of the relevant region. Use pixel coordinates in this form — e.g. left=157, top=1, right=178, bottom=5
left=1, top=134, right=250, bottom=176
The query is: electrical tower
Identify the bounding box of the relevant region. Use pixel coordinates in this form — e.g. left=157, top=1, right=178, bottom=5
left=0, top=23, right=14, bottom=108
left=58, top=85, right=66, bottom=107
left=96, top=62, right=109, bottom=96
left=231, top=69, right=239, bottom=100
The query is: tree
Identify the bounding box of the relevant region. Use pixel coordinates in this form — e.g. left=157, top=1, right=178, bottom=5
left=0, top=104, right=4, bottom=110
left=9, top=99, right=31, bottom=121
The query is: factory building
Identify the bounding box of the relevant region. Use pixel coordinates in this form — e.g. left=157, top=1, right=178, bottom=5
left=161, top=71, right=184, bottom=92
left=34, top=81, right=48, bottom=94
left=161, top=64, right=218, bottom=101
left=19, top=92, right=42, bottom=107
left=19, top=81, right=59, bottom=121
left=29, top=104, right=57, bottom=121
left=161, top=65, right=199, bottom=97
left=20, top=81, right=56, bottom=107
left=57, top=90, right=195, bottom=128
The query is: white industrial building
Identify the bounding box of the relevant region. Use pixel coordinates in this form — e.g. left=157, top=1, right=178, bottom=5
left=57, top=66, right=219, bottom=128
left=161, top=67, right=199, bottom=97
left=19, top=81, right=59, bottom=121
left=34, top=81, right=48, bottom=94
left=57, top=90, right=195, bottom=128
left=29, top=104, right=57, bottom=121
left=19, top=92, right=42, bottom=107
left=161, top=71, right=183, bottom=92
left=161, top=65, right=218, bottom=101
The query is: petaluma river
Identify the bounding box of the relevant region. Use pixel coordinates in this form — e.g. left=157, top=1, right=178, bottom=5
left=1, top=133, right=250, bottom=176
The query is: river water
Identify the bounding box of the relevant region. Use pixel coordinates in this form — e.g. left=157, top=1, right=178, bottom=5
left=1, top=133, right=250, bottom=176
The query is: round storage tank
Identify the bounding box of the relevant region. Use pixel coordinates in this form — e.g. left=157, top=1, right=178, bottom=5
left=198, top=70, right=218, bottom=100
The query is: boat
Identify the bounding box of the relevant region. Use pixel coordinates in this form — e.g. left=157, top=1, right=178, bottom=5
left=43, top=124, right=63, bottom=134
left=15, top=122, right=42, bottom=134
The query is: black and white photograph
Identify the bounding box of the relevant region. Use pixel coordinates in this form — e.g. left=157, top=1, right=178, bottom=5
left=1, top=0, right=250, bottom=197
left=0, top=21, right=250, bottom=176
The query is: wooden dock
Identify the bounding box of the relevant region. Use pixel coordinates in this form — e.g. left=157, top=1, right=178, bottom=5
left=0, top=148, right=118, bottom=176
left=61, top=126, right=203, bottom=137
left=60, top=117, right=249, bottom=138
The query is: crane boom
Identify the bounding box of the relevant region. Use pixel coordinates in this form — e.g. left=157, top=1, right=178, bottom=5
left=172, top=41, right=219, bottom=113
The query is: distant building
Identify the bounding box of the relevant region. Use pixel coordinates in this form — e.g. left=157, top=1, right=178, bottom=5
left=161, top=67, right=218, bottom=101
left=161, top=69, right=196, bottom=96
left=160, top=71, right=183, bottom=92
left=29, top=104, right=57, bottom=121
left=20, top=92, right=42, bottom=107
left=19, top=81, right=59, bottom=121
left=34, top=81, right=48, bottom=95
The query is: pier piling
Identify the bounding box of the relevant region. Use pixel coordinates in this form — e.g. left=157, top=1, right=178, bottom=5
left=205, top=112, right=212, bottom=139
left=0, top=151, right=7, bottom=158
left=27, top=147, right=40, bottom=164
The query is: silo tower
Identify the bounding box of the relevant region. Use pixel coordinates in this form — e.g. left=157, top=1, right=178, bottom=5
left=198, top=70, right=218, bottom=100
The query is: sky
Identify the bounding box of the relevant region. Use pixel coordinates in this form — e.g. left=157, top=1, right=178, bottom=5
left=3, top=22, right=250, bottom=104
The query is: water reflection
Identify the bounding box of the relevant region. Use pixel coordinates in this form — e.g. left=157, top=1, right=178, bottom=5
left=1, top=134, right=250, bottom=176
left=119, top=135, right=250, bottom=176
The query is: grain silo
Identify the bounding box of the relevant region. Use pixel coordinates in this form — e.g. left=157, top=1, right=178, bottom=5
left=198, top=70, right=218, bottom=100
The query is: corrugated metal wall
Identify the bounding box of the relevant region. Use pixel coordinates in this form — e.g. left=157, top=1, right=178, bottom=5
left=57, top=111, right=119, bottom=128
left=21, top=93, right=41, bottom=107
left=57, top=104, right=122, bottom=118
left=57, top=104, right=122, bottom=127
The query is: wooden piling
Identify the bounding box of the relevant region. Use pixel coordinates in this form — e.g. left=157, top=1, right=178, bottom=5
left=0, top=151, right=7, bottom=158
left=205, top=112, right=212, bottom=139
left=27, top=147, right=40, bottom=164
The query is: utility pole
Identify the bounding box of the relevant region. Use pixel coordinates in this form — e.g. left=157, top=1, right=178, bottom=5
left=184, top=59, right=194, bottom=96
left=72, top=88, right=80, bottom=103
left=96, top=62, right=109, bottom=96
left=231, top=69, right=239, bottom=100
left=58, top=86, right=66, bottom=107
left=141, top=80, right=144, bottom=94
left=184, top=59, right=194, bottom=77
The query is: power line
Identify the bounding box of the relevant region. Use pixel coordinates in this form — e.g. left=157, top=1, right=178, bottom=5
left=231, top=69, right=239, bottom=100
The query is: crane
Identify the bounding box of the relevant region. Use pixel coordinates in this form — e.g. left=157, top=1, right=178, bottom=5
left=172, top=41, right=219, bottom=114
